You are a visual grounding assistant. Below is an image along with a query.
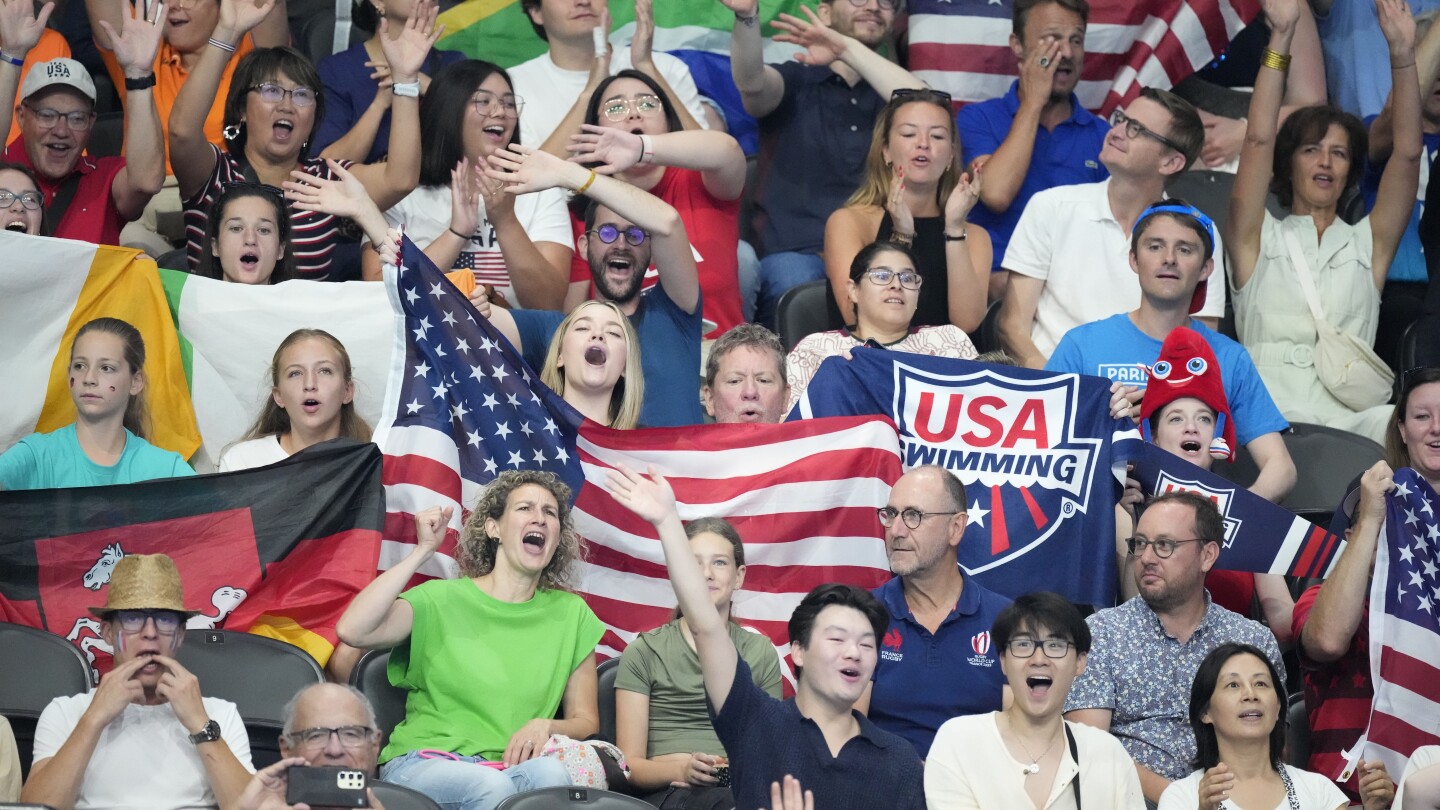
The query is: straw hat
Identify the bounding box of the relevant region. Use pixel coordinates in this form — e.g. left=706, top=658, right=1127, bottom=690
left=88, top=554, right=199, bottom=618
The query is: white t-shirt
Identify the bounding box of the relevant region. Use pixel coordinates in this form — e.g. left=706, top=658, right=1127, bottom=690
left=926, top=713, right=1145, bottom=810
left=1002, top=179, right=1228, bottom=358
left=381, top=184, right=572, bottom=304
left=216, top=435, right=287, bottom=472
left=1158, top=764, right=1349, bottom=810
left=509, top=47, right=709, bottom=148
left=1395, top=744, right=1440, bottom=808
left=33, top=692, right=253, bottom=810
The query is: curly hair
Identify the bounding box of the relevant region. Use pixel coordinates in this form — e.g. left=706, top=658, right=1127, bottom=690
left=457, top=470, right=584, bottom=590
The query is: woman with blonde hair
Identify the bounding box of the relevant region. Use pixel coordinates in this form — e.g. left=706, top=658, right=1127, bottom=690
left=540, top=300, right=644, bottom=429
left=218, top=329, right=371, bottom=471
left=824, top=89, right=992, bottom=332
left=338, top=470, right=602, bottom=809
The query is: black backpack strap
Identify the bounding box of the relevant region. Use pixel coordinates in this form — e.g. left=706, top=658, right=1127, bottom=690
left=43, top=171, right=83, bottom=236
left=1065, top=722, right=1081, bottom=810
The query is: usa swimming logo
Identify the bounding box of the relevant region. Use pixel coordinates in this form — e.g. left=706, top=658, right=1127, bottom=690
left=893, top=362, right=1103, bottom=574
left=1152, top=470, right=1243, bottom=548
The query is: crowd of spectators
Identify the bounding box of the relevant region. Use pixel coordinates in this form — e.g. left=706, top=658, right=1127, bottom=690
left=2, top=0, right=1440, bottom=806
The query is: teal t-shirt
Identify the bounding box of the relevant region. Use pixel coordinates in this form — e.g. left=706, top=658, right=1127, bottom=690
left=382, top=577, right=605, bottom=763
left=0, top=424, right=194, bottom=490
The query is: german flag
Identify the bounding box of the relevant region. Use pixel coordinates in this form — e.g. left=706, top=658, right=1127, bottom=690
left=0, top=440, right=383, bottom=675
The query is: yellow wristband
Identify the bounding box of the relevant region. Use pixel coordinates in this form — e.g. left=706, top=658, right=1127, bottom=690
left=1260, top=48, right=1291, bottom=72
left=577, top=170, right=597, bottom=196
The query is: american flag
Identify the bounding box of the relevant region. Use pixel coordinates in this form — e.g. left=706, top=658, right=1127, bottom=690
left=906, top=0, right=1260, bottom=114
left=1359, top=468, right=1440, bottom=777
left=374, top=238, right=901, bottom=666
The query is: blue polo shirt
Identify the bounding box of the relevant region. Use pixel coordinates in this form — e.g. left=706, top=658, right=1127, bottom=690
left=869, top=572, right=1011, bottom=759
left=710, top=657, right=925, bottom=810
left=957, top=82, right=1110, bottom=272
left=511, top=281, right=704, bottom=427
left=753, top=62, right=885, bottom=256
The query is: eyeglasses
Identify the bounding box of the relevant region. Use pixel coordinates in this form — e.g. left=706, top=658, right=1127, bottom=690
left=588, top=224, right=648, bottom=246
left=877, top=507, right=960, bottom=529
left=1109, top=109, right=1183, bottom=153
left=847, top=0, right=900, bottom=12
left=859, top=268, right=922, bottom=290
left=286, top=726, right=378, bottom=749
left=1006, top=638, right=1075, bottom=659
left=473, top=91, right=523, bottom=119
left=1125, top=537, right=1203, bottom=558
left=23, top=105, right=94, bottom=131
left=891, top=87, right=953, bottom=107
left=0, top=189, right=43, bottom=210
left=114, top=609, right=183, bottom=634
left=250, top=83, right=317, bottom=108
left=601, top=94, right=663, bottom=122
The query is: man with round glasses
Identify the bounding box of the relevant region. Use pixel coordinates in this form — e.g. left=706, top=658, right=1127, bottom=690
left=858, top=464, right=1012, bottom=760
left=0, top=0, right=167, bottom=250
left=25, top=554, right=254, bottom=810
left=1064, top=490, right=1283, bottom=806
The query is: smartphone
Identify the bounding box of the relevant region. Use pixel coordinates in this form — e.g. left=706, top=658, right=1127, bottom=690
left=285, top=766, right=370, bottom=808
left=713, top=763, right=731, bottom=788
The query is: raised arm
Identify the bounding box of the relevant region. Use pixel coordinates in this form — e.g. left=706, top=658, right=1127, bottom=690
left=0, top=0, right=53, bottom=140
left=824, top=205, right=875, bottom=324
left=968, top=41, right=1062, bottom=211
left=942, top=168, right=990, bottom=331
left=1300, top=462, right=1394, bottom=662
left=723, top=0, right=785, bottom=117
left=1226, top=0, right=1300, bottom=291
left=604, top=464, right=739, bottom=711
left=336, top=505, right=454, bottom=649
left=769, top=5, right=924, bottom=99
left=171, top=0, right=276, bottom=199
left=100, top=1, right=167, bottom=220
left=538, top=7, right=611, bottom=157
left=1370, top=5, right=1440, bottom=163
left=1367, top=0, right=1422, bottom=284
left=343, top=0, right=439, bottom=211
left=282, top=158, right=390, bottom=242
left=627, top=0, right=703, bottom=132
left=567, top=125, right=747, bottom=200
left=486, top=143, right=699, bottom=313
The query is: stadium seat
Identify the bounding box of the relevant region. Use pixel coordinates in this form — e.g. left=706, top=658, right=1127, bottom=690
left=1212, top=422, right=1384, bottom=525
left=1284, top=693, right=1310, bottom=768
left=155, top=248, right=189, bottom=272
left=596, top=657, right=620, bottom=745
left=350, top=648, right=406, bottom=746
left=176, top=629, right=324, bottom=768
left=85, top=112, right=125, bottom=158
left=970, top=299, right=1003, bottom=356
left=1399, top=314, right=1440, bottom=372
left=496, top=786, right=654, bottom=809
left=0, top=622, right=92, bottom=780
left=372, top=779, right=443, bottom=810
left=776, top=280, right=842, bottom=352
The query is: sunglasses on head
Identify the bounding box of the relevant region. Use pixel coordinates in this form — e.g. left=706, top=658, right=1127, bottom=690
left=891, top=88, right=953, bottom=107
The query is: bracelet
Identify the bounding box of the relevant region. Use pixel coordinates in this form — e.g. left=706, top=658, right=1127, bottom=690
left=735, top=12, right=758, bottom=26
left=577, top=170, right=598, bottom=195
left=944, top=229, right=968, bottom=242
left=1260, top=48, right=1291, bottom=72
left=891, top=231, right=914, bottom=246
left=0, top=51, right=23, bottom=67
left=124, top=73, right=157, bottom=91
left=207, top=37, right=238, bottom=54
left=448, top=226, right=470, bottom=241
left=392, top=80, right=421, bottom=98
left=637, top=134, right=655, bottom=166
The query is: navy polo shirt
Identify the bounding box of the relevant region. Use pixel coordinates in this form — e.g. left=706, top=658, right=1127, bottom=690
left=710, top=657, right=925, bottom=810
left=957, top=81, right=1110, bottom=271
left=753, top=63, right=884, bottom=256
left=869, top=572, right=1011, bottom=759
left=510, top=281, right=703, bottom=427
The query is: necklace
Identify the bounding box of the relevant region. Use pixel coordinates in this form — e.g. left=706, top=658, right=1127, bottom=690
left=1007, top=718, right=1063, bottom=776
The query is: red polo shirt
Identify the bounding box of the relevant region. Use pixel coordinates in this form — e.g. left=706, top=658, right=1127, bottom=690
left=4, top=138, right=128, bottom=246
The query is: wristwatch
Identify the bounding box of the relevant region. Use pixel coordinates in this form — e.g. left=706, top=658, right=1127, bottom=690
left=189, top=719, right=222, bottom=745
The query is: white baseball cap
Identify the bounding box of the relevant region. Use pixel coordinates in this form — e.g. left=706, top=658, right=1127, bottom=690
left=21, top=58, right=97, bottom=103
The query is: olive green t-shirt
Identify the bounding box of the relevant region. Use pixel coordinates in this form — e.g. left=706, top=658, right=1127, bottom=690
left=615, top=620, right=783, bottom=757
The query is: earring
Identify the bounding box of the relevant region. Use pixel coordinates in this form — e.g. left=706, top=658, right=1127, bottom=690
left=223, top=122, right=244, bottom=141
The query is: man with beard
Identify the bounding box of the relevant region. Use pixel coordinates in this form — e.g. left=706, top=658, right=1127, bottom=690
left=856, top=465, right=1012, bottom=760
left=957, top=0, right=1110, bottom=299
left=24, top=554, right=254, bottom=809
left=1064, top=490, right=1283, bottom=807
left=482, top=145, right=703, bottom=426
left=720, top=0, right=927, bottom=328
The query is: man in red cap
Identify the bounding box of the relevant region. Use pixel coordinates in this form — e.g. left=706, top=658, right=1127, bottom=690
left=24, top=554, right=253, bottom=810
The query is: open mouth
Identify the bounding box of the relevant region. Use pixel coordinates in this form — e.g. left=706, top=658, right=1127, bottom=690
left=912, top=155, right=930, bottom=167
left=522, top=531, right=546, bottom=552
left=605, top=256, right=634, bottom=274
left=583, top=345, right=607, bottom=366
left=302, top=397, right=321, bottom=413
left=839, top=666, right=861, bottom=681
left=239, top=251, right=260, bottom=270
left=1314, top=173, right=1334, bottom=187
left=1239, top=709, right=1265, bottom=721
left=1025, top=675, right=1053, bottom=699
left=737, top=406, right=762, bottom=421
left=5, top=220, right=28, bottom=232
left=273, top=120, right=295, bottom=141
left=1180, top=440, right=1202, bottom=453
left=483, top=124, right=506, bottom=138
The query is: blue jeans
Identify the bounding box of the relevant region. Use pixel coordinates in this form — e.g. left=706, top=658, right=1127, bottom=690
left=753, top=251, right=826, bottom=330
left=380, top=750, right=571, bottom=810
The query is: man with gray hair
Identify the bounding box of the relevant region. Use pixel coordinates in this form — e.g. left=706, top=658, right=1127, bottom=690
left=279, top=683, right=383, bottom=778
left=702, top=323, right=790, bottom=424
left=858, top=465, right=1013, bottom=760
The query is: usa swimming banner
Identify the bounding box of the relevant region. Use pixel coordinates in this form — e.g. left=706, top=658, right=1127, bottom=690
left=794, top=351, right=1132, bottom=605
